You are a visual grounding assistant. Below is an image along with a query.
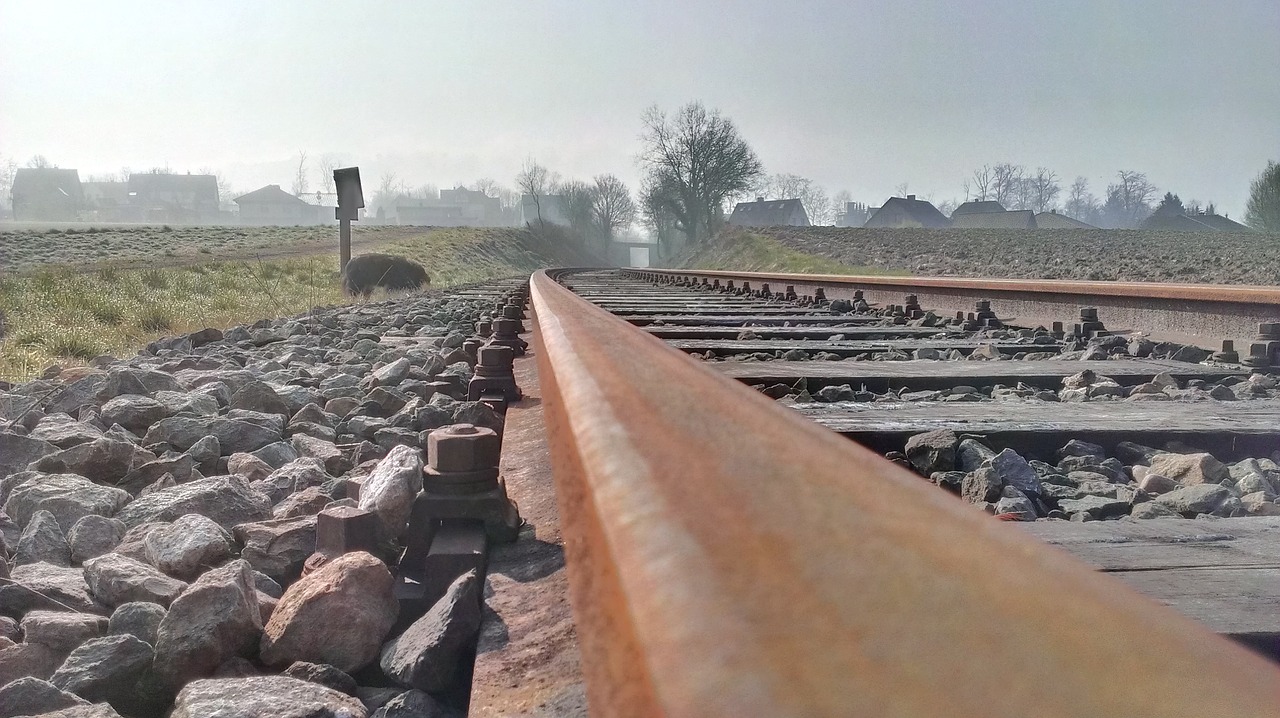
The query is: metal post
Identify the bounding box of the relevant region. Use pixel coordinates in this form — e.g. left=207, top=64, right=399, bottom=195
left=339, top=218, right=352, bottom=273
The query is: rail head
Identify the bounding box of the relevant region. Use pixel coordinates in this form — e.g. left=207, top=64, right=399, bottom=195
left=530, top=268, right=1280, bottom=717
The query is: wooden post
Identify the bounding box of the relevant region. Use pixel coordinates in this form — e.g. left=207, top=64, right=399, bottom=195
left=339, top=218, right=352, bottom=273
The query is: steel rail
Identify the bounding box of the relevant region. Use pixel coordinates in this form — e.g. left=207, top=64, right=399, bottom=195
left=529, top=268, right=1280, bottom=717
left=628, top=268, right=1280, bottom=349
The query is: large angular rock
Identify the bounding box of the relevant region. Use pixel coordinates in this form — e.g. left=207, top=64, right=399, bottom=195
left=273, top=486, right=334, bottom=519
left=170, top=676, right=368, bottom=718
left=234, top=515, right=317, bottom=583
left=230, top=382, right=292, bottom=418
left=0, top=562, right=103, bottom=615
left=15, top=509, right=72, bottom=567
left=107, top=601, right=166, bottom=646
left=0, top=641, right=64, bottom=687
left=99, top=395, right=169, bottom=433
left=30, top=414, right=104, bottom=449
left=115, top=454, right=196, bottom=496
left=153, top=559, right=263, bottom=692
left=983, top=448, right=1042, bottom=495
left=291, top=434, right=350, bottom=475
left=28, top=438, right=155, bottom=486
left=358, top=445, right=424, bottom=542
left=20, top=611, right=107, bottom=652
left=3, top=474, right=132, bottom=532
left=67, top=515, right=127, bottom=565
left=1153, top=484, right=1235, bottom=516
left=961, top=467, right=1002, bottom=504
left=1059, top=494, right=1132, bottom=520
left=370, top=689, right=451, bottom=718
left=0, top=677, right=90, bottom=718
left=228, top=452, right=274, bottom=481
left=49, top=634, right=154, bottom=709
left=1147, top=452, right=1229, bottom=486
left=114, top=475, right=272, bottom=530
left=379, top=569, right=481, bottom=693
left=83, top=553, right=187, bottom=608
left=144, top=416, right=281, bottom=453
left=254, top=458, right=331, bottom=504
left=0, top=433, right=58, bottom=482
left=903, top=429, right=957, bottom=476
left=956, top=438, right=997, bottom=472
left=143, top=513, right=235, bottom=580
left=281, top=660, right=358, bottom=695
left=260, top=551, right=398, bottom=673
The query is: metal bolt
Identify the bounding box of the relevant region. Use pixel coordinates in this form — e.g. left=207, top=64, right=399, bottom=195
left=428, top=423, right=501, bottom=473
left=1080, top=307, right=1099, bottom=322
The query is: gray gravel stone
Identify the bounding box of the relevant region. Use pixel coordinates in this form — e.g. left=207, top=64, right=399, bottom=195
left=380, top=569, right=481, bottom=693
left=153, top=559, right=263, bottom=692
left=143, top=513, right=235, bottom=580
left=83, top=553, right=188, bottom=608
left=20, top=611, right=107, bottom=652
left=107, top=601, right=166, bottom=646
left=170, top=676, right=368, bottom=718
left=0, top=677, right=90, bottom=718
left=15, top=509, right=72, bottom=567
left=67, top=516, right=127, bottom=565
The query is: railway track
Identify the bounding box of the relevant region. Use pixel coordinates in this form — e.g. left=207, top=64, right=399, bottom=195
left=523, top=267, right=1280, bottom=716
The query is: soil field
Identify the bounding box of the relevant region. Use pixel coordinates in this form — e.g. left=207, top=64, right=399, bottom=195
left=732, top=227, right=1280, bottom=285
left=0, top=223, right=424, bottom=272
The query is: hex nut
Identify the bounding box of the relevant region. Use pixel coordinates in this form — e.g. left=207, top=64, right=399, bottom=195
left=429, top=423, right=501, bottom=472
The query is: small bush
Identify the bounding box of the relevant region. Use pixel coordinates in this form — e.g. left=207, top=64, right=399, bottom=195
left=136, top=308, right=174, bottom=332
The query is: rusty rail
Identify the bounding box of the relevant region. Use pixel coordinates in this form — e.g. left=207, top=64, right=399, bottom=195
left=529, top=268, right=1280, bottom=717
left=629, top=268, right=1280, bottom=350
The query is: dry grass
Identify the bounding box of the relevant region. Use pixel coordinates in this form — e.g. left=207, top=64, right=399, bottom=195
left=0, top=225, right=593, bottom=381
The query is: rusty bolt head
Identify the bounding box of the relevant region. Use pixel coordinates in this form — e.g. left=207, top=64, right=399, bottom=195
left=428, top=423, right=501, bottom=472
left=501, top=305, right=521, bottom=320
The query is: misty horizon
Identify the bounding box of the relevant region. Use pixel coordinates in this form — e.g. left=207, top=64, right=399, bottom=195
left=2, top=0, right=1278, bottom=219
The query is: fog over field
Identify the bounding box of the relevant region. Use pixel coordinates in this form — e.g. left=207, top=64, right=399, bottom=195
left=2, top=0, right=1278, bottom=219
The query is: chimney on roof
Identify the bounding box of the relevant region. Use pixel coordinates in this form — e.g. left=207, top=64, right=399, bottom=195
left=906, top=194, right=916, bottom=201
left=756, top=196, right=764, bottom=202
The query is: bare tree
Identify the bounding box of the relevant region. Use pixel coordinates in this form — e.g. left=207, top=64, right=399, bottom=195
left=893, top=182, right=910, bottom=198
left=1064, top=176, right=1097, bottom=220
left=639, top=174, right=681, bottom=258
left=638, top=101, right=763, bottom=245
left=292, top=150, right=309, bottom=196
left=756, top=173, right=833, bottom=224
left=0, top=156, right=17, bottom=211
left=1102, top=170, right=1157, bottom=227
left=991, top=163, right=1024, bottom=207
left=559, top=179, right=595, bottom=241
left=969, top=166, right=994, bottom=201
left=470, top=177, right=501, bottom=197
left=26, top=155, right=52, bottom=169
left=516, top=158, right=553, bottom=229
left=592, top=174, right=636, bottom=244
left=1028, top=168, right=1061, bottom=213
left=318, top=156, right=338, bottom=194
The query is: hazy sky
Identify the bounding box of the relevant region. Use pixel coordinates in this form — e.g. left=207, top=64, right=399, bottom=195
left=3, top=0, right=1278, bottom=217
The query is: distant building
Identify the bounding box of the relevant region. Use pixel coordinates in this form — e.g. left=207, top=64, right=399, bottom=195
left=127, top=172, right=220, bottom=223
left=299, top=191, right=339, bottom=224
left=950, top=200, right=1006, bottom=218
left=949, top=209, right=1037, bottom=229
left=235, top=185, right=324, bottom=225
left=397, top=186, right=505, bottom=226
left=520, top=194, right=569, bottom=227
left=1034, top=210, right=1097, bottom=229
left=835, top=201, right=871, bottom=227
left=1140, top=207, right=1251, bottom=232
left=728, top=197, right=811, bottom=227
left=82, top=181, right=131, bottom=222
left=606, top=236, right=658, bottom=268
left=863, top=195, right=949, bottom=228
left=11, top=168, right=83, bottom=221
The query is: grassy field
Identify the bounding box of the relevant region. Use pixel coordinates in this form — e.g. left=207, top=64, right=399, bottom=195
left=676, top=227, right=907, bottom=276
left=0, top=225, right=591, bottom=381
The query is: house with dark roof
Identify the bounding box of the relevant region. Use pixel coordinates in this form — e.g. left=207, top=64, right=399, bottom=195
left=950, top=200, right=1006, bottom=218
left=235, top=185, right=324, bottom=225
left=1140, top=208, right=1252, bottom=233
left=950, top=209, right=1037, bottom=229
left=82, top=181, right=131, bottom=222
left=1034, top=210, right=1097, bottom=229
left=863, top=195, right=948, bottom=228
left=728, top=197, right=811, bottom=227
left=127, top=172, right=220, bottom=223
left=11, top=168, right=83, bottom=221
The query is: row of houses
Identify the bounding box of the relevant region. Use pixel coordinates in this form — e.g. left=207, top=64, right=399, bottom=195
left=11, top=168, right=224, bottom=223
left=727, top=194, right=1249, bottom=232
